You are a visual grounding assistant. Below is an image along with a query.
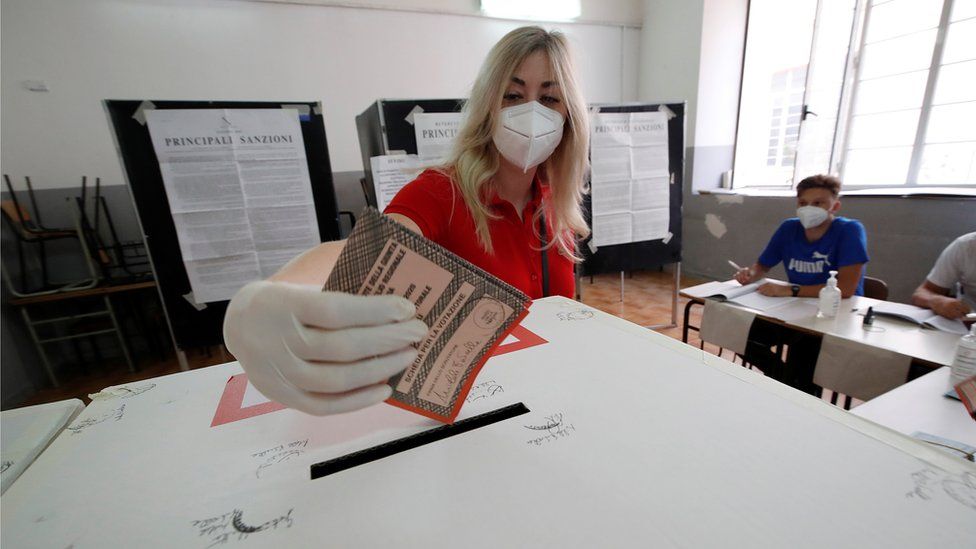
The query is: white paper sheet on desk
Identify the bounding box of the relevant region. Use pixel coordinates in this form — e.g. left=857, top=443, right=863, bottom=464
left=699, top=300, right=756, bottom=355
left=732, top=292, right=798, bottom=313
left=925, top=314, right=969, bottom=335
left=868, top=301, right=968, bottom=334
left=813, top=334, right=913, bottom=401
left=682, top=279, right=760, bottom=300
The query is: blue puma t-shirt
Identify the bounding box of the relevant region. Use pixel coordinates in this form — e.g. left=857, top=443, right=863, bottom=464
left=758, top=216, right=869, bottom=295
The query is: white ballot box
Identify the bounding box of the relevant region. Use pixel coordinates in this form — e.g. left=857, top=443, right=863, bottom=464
left=2, top=297, right=974, bottom=547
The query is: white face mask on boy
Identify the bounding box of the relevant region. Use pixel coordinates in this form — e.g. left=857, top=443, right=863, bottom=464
left=796, top=205, right=829, bottom=229
left=492, top=100, right=565, bottom=172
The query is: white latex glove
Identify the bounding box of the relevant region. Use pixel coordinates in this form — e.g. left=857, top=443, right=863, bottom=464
left=223, top=281, right=427, bottom=416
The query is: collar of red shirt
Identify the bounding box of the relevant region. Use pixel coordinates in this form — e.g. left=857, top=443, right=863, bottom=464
left=484, top=173, right=550, bottom=212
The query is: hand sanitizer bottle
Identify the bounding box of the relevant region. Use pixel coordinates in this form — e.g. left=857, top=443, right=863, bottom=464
left=817, top=270, right=841, bottom=318
left=950, top=324, right=976, bottom=388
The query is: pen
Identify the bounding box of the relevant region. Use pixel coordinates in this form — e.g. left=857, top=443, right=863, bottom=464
left=728, top=260, right=744, bottom=272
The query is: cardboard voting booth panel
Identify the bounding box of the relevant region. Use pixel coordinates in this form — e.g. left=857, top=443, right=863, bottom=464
left=2, top=298, right=974, bottom=548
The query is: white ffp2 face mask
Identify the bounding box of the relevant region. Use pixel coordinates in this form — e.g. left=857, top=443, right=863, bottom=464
left=492, top=101, right=565, bottom=173
left=796, top=205, right=829, bottom=229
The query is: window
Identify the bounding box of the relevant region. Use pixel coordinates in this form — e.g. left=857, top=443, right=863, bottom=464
left=734, top=0, right=976, bottom=189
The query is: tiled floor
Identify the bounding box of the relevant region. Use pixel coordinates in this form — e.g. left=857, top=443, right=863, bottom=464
left=17, top=269, right=786, bottom=407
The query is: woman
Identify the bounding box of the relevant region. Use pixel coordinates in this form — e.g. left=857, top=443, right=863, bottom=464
left=223, top=27, right=590, bottom=416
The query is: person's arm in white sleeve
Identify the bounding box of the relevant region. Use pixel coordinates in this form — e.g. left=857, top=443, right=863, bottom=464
left=222, top=214, right=427, bottom=416
left=911, top=237, right=971, bottom=320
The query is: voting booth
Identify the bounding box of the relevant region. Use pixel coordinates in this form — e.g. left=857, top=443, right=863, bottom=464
left=355, top=98, right=465, bottom=208
left=104, top=100, right=341, bottom=368
left=582, top=102, right=685, bottom=325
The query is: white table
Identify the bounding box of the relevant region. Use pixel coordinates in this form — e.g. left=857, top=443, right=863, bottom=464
left=0, top=398, right=84, bottom=495
left=853, top=367, right=976, bottom=447
left=2, top=297, right=974, bottom=547
left=682, top=282, right=959, bottom=368
left=785, top=295, right=959, bottom=367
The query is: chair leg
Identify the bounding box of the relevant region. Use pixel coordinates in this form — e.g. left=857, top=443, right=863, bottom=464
left=104, top=296, right=135, bottom=373
left=830, top=391, right=839, bottom=405
left=18, top=306, right=59, bottom=387
left=38, top=239, right=50, bottom=287
left=844, top=395, right=853, bottom=410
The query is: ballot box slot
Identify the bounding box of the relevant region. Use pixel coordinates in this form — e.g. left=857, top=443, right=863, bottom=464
left=310, top=402, right=529, bottom=480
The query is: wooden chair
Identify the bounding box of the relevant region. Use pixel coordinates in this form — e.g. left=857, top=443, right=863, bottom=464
left=863, top=276, right=888, bottom=301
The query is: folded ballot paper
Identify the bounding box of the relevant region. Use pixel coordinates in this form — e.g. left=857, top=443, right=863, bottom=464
left=323, top=208, right=531, bottom=423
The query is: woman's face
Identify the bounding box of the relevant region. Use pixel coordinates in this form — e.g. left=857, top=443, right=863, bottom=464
left=501, top=50, right=568, bottom=119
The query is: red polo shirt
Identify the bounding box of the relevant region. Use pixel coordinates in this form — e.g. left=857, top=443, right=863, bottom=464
left=384, top=169, right=575, bottom=299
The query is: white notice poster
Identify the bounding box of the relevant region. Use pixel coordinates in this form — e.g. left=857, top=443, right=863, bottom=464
left=413, top=112, right=463, bottom=161
left=589, top=110, right=670, bottom=247
left=147, top=109, right=320, bottom=303
left=370, top=155, right=427, bottom=212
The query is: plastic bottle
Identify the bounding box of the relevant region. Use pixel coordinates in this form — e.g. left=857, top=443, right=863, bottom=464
left=817, top=270, right=841, bottom=319
left=949, top=324, right=976, bottom=388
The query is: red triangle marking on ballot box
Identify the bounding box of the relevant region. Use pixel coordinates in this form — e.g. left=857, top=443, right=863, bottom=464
left=210, top=373, right=287, bottom=427
left=210, top=325, right=548, bottom=427
left=491, top=324, right=548, bottom=356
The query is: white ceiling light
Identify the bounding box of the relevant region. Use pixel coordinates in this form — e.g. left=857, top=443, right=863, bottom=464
left=481, top=0, right=581, bottom=22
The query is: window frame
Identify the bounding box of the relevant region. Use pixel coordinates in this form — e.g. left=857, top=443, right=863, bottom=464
left=734, top=0, right=975, bottom=191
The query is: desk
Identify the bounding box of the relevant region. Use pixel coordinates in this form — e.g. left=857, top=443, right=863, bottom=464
left=853, top=367, right=976, bottom=448
left=2, top=297, right=974, bottom=547
left=681, top=285, right=957, bottom=369
left=6, top=280, right=158, bottom=386
left=681, top=284, right=961, bottom=404
left=784, top=295, right=957, bottom=368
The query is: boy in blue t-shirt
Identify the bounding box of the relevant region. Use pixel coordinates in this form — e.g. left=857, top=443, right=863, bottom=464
left=734, top=174, right=869, bottom=297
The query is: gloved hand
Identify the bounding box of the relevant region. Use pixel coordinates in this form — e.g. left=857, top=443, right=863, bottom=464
left=223, top=281, right=427, bottom=416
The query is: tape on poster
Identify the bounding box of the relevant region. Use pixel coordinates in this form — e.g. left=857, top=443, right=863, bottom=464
left=131, top=100, right=156, bottom=126
left=183, top=292, right=207, bottom=311
left=404, top=105, right=425, bottom=125
left=282, top=104, right=311, bottom=121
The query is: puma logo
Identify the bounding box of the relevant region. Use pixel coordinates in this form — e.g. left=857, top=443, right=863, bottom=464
left=812, top=251, right=831, bottom=266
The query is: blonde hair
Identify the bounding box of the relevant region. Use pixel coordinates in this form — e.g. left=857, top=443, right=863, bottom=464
left=444, top=26, right=590, bottom=260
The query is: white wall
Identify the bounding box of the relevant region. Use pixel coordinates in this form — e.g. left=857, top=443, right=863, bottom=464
left=638, top=0, right=704, bottom=145
left=0, top=0, right=641, bottom=190
left=694, top=0, right=746, bottom=150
